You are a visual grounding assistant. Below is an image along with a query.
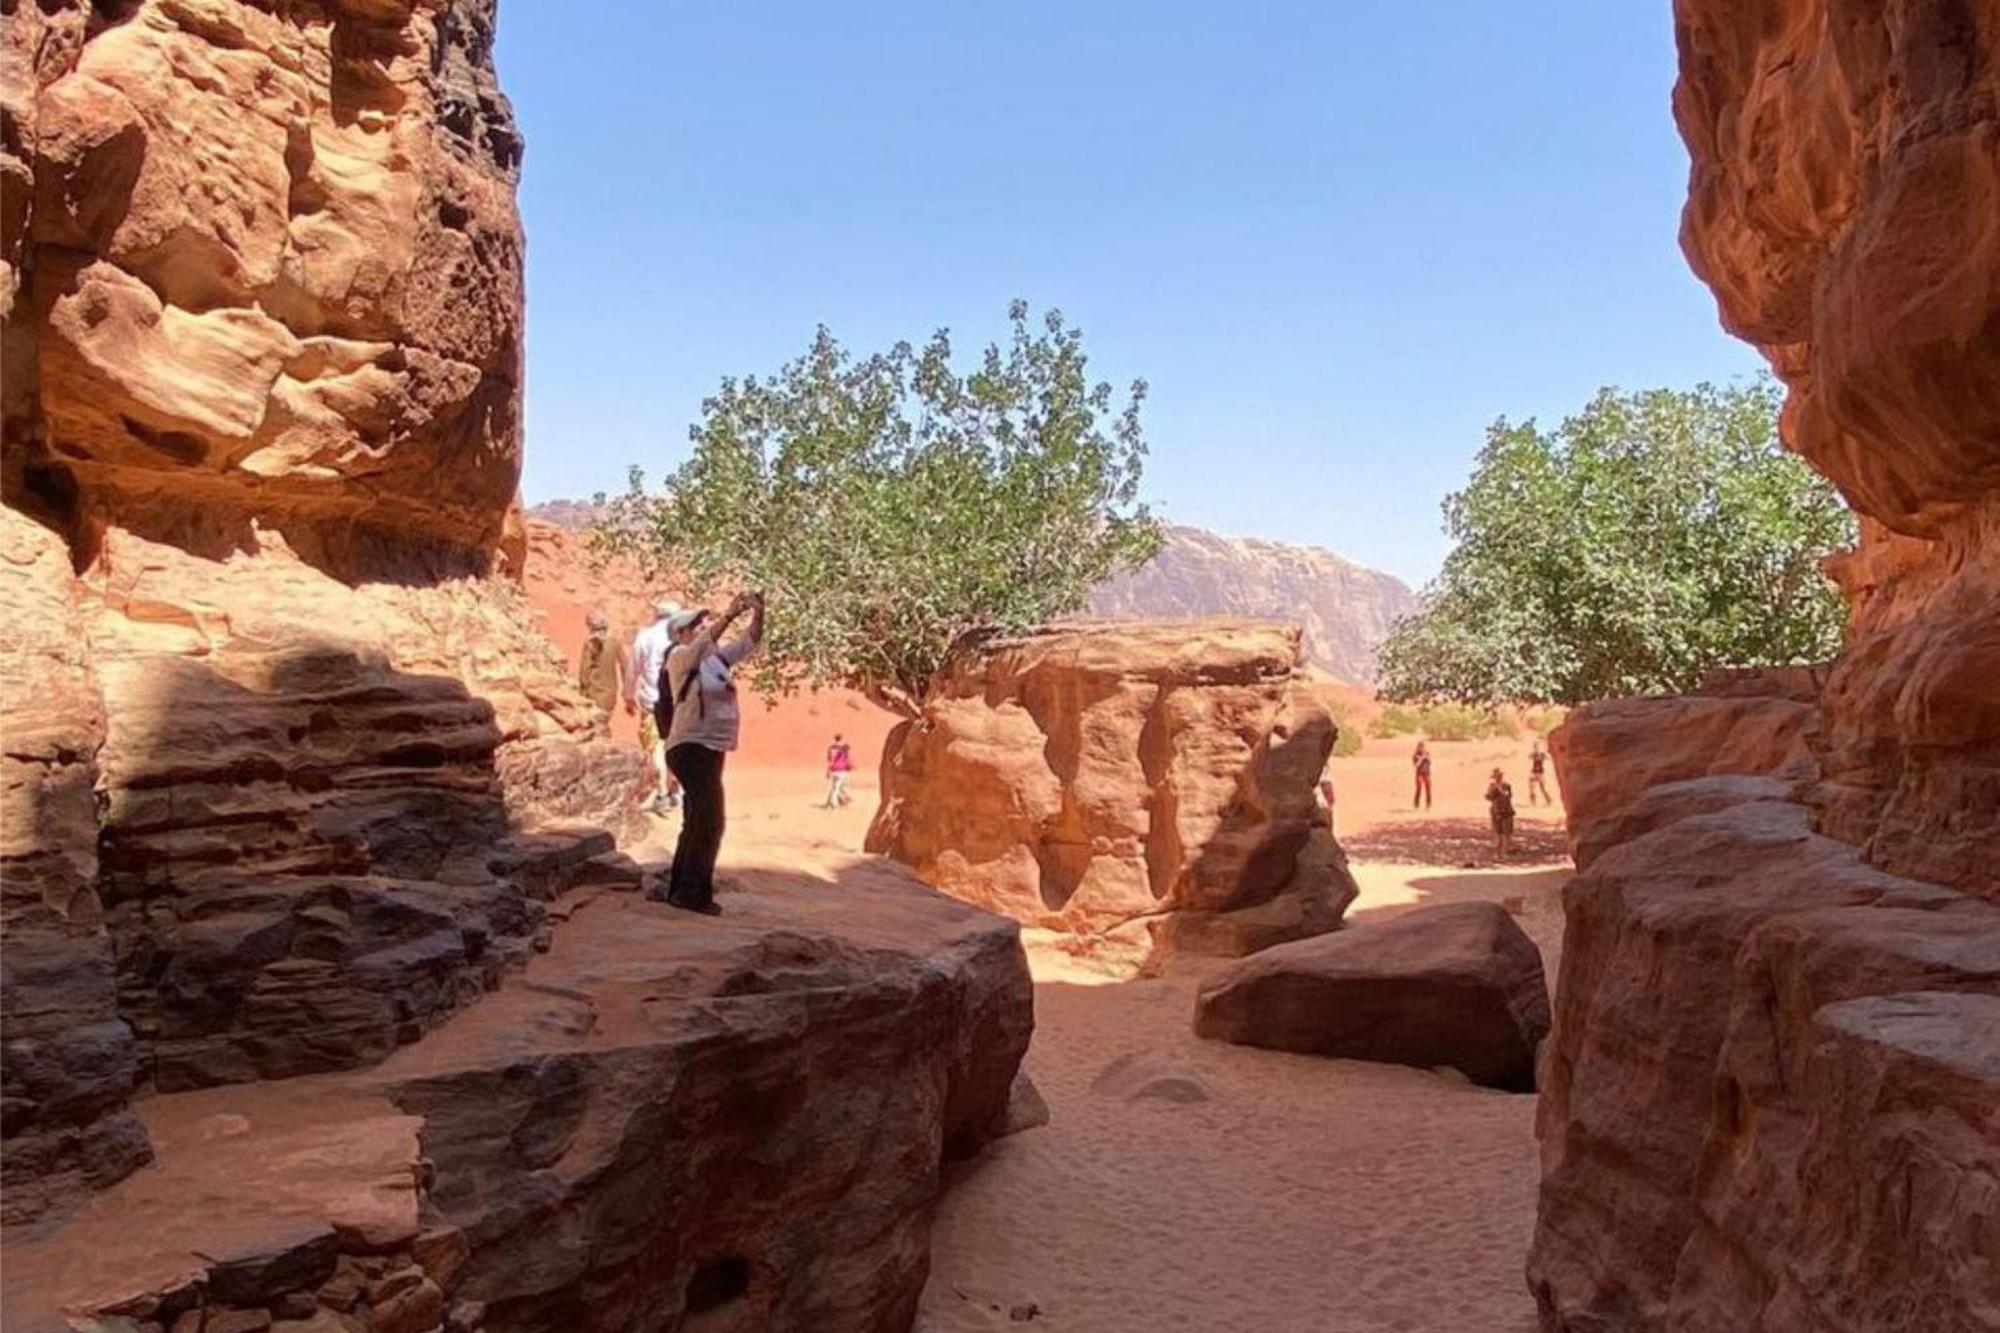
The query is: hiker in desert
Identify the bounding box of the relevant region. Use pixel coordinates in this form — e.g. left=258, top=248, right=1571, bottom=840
left=1528, top=739, right=1553, bottom=806
left=576, top=609, right=625, bottom=715
left=625, top=598, right=683, bottom=813
left=1411, top=740, right=1433, bottom=810
left=824, top=733, right=854, bottom=808
left=653, top=590, right=765, bottom=915
left=1485, top=766, right=1516, bottom=859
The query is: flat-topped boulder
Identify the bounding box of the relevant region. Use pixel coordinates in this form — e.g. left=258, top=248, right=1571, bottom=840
left=3, top=859, right=1033, bottom=1333
left=1193, top=901, right=1551, bottom=1091
left=867, top=619, right=1358, bottom=970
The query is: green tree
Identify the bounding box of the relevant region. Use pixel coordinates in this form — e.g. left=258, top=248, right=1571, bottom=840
left=1377, top=379, right=1854, bottom=706
left=596, top=302, right=1161, bottom=716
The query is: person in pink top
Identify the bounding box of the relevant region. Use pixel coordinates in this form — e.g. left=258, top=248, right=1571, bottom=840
left=823, top=734, right=854, bottom=808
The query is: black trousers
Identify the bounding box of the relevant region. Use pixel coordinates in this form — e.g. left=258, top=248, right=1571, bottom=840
left=665, top=743, right=726, bottom=906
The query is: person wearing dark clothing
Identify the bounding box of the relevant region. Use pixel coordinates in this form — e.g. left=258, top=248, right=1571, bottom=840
left=1528, top=741, right=1553, bottom=806
left=652, top=591, right=764, bottom=916
left=1486, top=767, right=1516, bottom=858
left=1412, top=741, right=1434, bottom=810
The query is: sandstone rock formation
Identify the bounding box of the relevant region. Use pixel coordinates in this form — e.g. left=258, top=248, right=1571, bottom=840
left=1531, top=5, right=2000, bottom=1326
left=0, top=0, right=650, bottom=1230
left=1194, top=901, right=1551, bottom=1091
left=3, top=865, right=1033, bottom=1332
left=867, top=620, right=1358, bottom=969
left=2, top=18, right=1032, bottom=1333
left=1085, top=524, right=1417, bottom=684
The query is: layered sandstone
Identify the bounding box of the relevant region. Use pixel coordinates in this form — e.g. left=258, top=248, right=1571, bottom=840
left=3, top=865, right=1033, bottom=1332
left=3, top=9, right=1034, bottom=1328
left=1531, top=5, right=2000, bottom=1327
left=867, top=620, right=1357, bottom=969
left=0, top=0, right=653, bottom=1230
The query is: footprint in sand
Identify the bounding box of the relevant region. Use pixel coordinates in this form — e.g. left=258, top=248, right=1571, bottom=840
left=1089, top=1051, right=1214, bottom=1105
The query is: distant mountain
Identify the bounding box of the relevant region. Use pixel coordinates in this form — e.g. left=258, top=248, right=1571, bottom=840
left=525, top=503, right=1416, bottom=683
left=526, top=498, right=603, bottom=531
left=1087, top=525, right=1417, bottom=684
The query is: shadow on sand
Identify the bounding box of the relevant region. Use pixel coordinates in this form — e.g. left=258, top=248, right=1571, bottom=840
left=1339, top=815, right=1569, bottom=868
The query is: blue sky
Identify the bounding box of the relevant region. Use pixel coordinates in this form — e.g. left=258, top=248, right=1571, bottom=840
left=497, top=1, right=1763, bottom=587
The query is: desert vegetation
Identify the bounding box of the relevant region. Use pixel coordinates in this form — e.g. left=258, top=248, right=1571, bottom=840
left=594, top=302, right=1161, bottom=716
left=1378, top=379, right=1854, bottom=707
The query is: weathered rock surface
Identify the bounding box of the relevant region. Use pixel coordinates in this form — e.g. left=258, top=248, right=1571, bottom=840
left=867, top=620, right=1358, bottom=969
left=1530, top=789, right=2000, bottom=1330
left=1083, top=524, right=1418, bottom=684
left=1675, top=0, right=2000, bottom=896
left=2, top=867, right=1034, bottom=1333
left=1194, top=901, right=1551, bottom=1091
left=1533, top=6, right=2000, bottom=1325
left=9, top=0, right=524, bottom=566
left=0, top=0, right=625, bottom=1231
left=0, top=506, right=150, bottom=1227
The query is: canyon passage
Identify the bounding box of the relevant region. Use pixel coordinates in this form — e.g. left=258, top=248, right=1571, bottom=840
left=3, top=2, right=1997, bottom=1333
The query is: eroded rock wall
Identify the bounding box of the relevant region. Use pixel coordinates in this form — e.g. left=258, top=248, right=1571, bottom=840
left=1530, top=4, right=2000, bottom=1328
left=0, top=0, right=643, bottom=1229
left=867, top=619, right=1356, bottom=969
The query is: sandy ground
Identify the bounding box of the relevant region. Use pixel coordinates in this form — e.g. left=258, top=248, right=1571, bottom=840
left=635, top=733, right=1568, bottom=1333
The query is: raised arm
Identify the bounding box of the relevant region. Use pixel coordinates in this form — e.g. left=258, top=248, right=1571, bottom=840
left=719, top=591, right=765, bottom=667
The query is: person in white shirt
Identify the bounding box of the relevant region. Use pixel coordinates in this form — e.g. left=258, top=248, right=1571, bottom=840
left=625, top=598, right=682, bottom=813
left=653, top=590, right=764, bottom=915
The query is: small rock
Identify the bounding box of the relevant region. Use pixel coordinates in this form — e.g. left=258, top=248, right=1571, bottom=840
left=208, top=1310, right=274, bottom=1333
left=366, top=1274, right=444, bottom=1333
left=317, top=1263, right=367, bottom=1313
left=1009, top=1302, right=1042, bottom=1322
left=271, top=1292, right=319, bottom=1320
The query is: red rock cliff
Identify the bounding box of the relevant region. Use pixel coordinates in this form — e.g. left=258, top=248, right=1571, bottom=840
left=0, top=0, right=644, bottom=1229
left=1529, top=5, right=2000, bottom=1329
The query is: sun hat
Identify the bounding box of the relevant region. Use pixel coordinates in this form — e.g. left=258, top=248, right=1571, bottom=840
left=666, top=607, right=710, bottom=634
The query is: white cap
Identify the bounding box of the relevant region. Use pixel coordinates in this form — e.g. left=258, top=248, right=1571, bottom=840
left=667, top=607, right=709, bottom=634
left=653, top=597, right=682, bottom=619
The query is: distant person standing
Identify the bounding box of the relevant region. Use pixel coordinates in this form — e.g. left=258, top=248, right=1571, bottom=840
left=823, top=734, right=854, bottom=808
left=1528, top=740, right=1553, bottom=806
left=655, top=591, right=765, bottom=916
left=625, top=598, right=683, bottom=813
left=1411, top=740, right=1433, bottom=810
left=1486, top=767, right=1516, bottom=858
left=576, top=609, right=625, bottom=714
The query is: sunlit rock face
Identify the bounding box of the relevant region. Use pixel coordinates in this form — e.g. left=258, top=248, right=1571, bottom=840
left=1674, top=0, right=2000, bottom=893
left=0, top=0, right=643, bottom=1230
left=868, top=620, right=1358, bottom=970
left=6, top=0, right=524, bottom=570
left=1530, top=5, right=2000, bottom=1329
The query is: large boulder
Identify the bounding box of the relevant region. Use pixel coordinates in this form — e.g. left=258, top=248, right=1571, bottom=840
left=1193, top=901, right=1551, bottom=1091
left=1531, top=5, right=2000, bottom=1328
left=867, top=619, right=1358, bottom=969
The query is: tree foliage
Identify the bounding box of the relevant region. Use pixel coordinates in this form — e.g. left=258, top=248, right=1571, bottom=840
left=1377, top=379, right=1854, bottom=706
left=595, top=302, right=1161, bottom=715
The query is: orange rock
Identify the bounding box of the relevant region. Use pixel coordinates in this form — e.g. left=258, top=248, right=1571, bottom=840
left=867, top=619, right=1357, bottom=969
left=1534, top=6, right=2000, bottom=1325
left=1194, top=900, right=1551, bottom=1091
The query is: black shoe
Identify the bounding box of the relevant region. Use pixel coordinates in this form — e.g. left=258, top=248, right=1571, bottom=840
left=665, top=895, right=721, bottom=917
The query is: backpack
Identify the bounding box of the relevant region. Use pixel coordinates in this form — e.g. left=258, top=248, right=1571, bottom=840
left=653, top=652, right=704, bottom=739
